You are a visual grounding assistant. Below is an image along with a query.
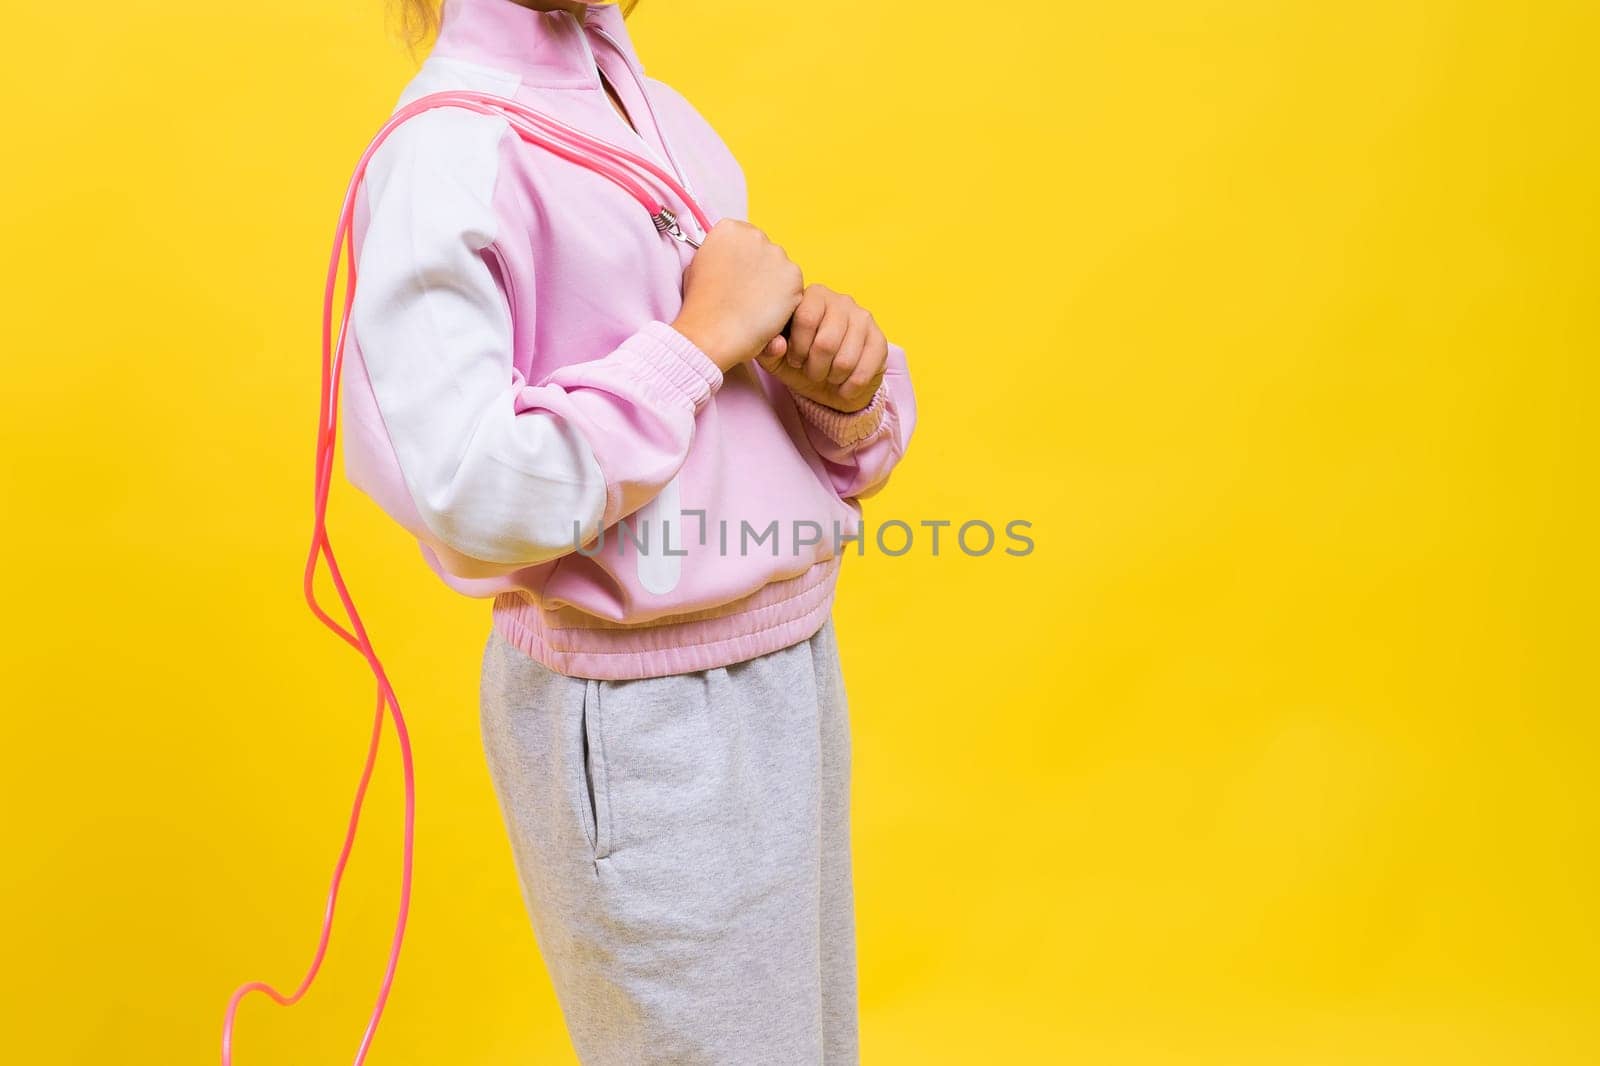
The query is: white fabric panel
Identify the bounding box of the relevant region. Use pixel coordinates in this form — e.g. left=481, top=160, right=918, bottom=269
left=351, top=99, right=609, bottom=566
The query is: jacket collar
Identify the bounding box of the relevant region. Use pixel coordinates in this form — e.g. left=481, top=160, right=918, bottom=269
left=433, top=0, right=635, bottom=89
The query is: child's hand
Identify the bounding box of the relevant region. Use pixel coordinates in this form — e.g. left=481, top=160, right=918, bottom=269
left=757, top=284, right=888, bottom=413
left=672, top=220, right=805, bottom=373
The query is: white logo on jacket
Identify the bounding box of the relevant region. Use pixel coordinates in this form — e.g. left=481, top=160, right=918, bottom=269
left=633, top=473, right=684, bottom=595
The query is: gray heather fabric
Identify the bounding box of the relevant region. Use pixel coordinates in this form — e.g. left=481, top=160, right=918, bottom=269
left=479, top=616, right=858, bottom=1065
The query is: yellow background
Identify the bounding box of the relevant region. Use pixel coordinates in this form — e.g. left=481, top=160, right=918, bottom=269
left=1, top=1, right=1595, bottom=1062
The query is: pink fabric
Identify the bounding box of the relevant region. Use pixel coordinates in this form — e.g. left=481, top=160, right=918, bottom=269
left=343, top=0, right=916, bottom=679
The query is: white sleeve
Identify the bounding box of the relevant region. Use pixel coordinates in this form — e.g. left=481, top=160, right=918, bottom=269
left=349, top=109, right=608, bottom=566
left=347, top=108, right=723, bottom=571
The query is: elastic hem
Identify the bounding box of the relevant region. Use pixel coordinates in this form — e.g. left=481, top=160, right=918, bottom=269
left=793, top=385, right=888, bottom=446
left=627, top=320, right=723, bottom=413
left=490, top=557, right=839, bottom=680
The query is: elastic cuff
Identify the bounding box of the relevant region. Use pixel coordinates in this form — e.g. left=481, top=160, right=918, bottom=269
left=793, top=385, right=888, bottom=447
left=622, top=320, right=724, bottom=413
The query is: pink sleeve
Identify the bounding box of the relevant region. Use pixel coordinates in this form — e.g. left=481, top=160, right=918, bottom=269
left=527, top=320, right=724, bottom=530
left=789, top=341, right=917, bottom=500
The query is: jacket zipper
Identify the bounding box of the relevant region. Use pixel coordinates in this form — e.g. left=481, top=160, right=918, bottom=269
left=580, top=24, right=706, bottom=239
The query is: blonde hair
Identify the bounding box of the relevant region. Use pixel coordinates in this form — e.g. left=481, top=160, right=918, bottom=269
left=396, top=1, right=640, bottom=50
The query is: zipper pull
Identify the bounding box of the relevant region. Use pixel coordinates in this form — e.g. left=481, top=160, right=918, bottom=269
left=652, top=208, right=702, bottom=249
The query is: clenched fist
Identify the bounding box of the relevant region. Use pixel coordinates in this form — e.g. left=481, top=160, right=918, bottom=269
left=671, top=220, right=804, bottom=373
left=757, top=284, right=888, bottom=413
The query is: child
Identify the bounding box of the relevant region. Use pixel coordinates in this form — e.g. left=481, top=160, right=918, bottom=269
left=345, top=1, right=916, bottom=1061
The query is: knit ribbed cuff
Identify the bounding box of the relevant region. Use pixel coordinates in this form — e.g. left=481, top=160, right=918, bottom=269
left=624, top=320, right=724, bottom=414
left=793, top=385, right=888, bottom=447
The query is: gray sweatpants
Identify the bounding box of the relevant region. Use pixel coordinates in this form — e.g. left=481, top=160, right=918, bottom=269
left=479, top=617, right=858, bottom=1065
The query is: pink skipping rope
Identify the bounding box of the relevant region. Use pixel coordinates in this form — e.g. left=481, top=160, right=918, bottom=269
left=221, top=90, right=713, bottom=1066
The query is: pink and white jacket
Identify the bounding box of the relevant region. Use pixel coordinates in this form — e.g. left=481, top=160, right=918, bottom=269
left=342, top=0, right=916, bottom=679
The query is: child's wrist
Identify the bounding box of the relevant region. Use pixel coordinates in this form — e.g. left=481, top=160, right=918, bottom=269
left=669, top=313, right=743, bottom=373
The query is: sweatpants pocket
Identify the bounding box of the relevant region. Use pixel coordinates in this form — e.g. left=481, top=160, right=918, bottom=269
left=580, top=679, right=614, bottom=861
